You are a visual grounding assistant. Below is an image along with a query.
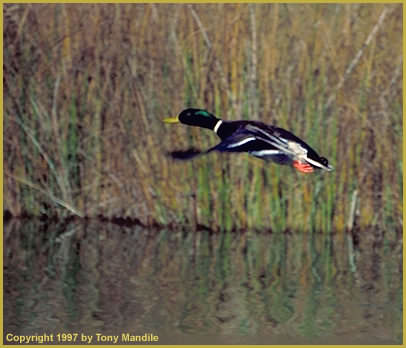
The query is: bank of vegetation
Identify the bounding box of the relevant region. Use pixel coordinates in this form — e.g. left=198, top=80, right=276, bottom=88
left=4, top=4, right=402, bottom=235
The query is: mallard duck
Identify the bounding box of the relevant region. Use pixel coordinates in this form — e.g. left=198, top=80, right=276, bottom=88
left=164, top=108, right=333, bottom=173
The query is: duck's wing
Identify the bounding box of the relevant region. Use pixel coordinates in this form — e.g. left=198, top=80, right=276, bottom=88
left=209, top=125, right=297, bottom=156
left=208, top=130, right=273, bottom=153
left=242, top=124, right=334, bottom=171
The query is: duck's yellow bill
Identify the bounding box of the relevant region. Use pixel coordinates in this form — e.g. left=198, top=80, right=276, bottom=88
left=163, top=116, right=179, bottom=123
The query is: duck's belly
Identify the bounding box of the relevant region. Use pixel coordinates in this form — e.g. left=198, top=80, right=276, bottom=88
left=249, top=150, right=292, bottom=165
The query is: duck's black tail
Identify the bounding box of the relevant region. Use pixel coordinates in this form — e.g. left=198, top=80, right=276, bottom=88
left=167, top=143, right=223, bottom=160
left=167, top=148, right=206, bottom=160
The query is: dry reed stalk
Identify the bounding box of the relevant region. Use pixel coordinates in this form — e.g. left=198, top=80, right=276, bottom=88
left=5, top=172, right=83, bottom=217
left=326, top=6, right=391, bottom=110
left=188, top=5, right=237, bottom=116
left=249, top=4, right=258, bottom=120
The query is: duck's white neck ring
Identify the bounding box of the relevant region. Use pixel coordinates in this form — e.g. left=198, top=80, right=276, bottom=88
left=213, top=120, right=223, bottom=134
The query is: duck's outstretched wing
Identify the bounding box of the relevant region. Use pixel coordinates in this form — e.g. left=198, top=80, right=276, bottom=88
left=211, top=124, right=296, bottom=156
left=241, top=125, right=334, bottom=171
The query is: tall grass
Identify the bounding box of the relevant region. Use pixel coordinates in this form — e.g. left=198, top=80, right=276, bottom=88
left=4, top=4, right=402, bottom=234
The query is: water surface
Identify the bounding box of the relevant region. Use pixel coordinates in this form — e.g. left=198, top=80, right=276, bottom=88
left=4, top=219, right=402, bottom=344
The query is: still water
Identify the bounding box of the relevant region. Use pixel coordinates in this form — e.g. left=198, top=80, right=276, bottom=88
left=4, top=218, right=402, bottom=345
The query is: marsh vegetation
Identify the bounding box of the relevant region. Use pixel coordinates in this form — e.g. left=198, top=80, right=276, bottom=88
left=4, top=4, right=402, bottom=235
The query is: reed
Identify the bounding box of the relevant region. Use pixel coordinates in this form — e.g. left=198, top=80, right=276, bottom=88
left=4, top=4, right=402, bottom=235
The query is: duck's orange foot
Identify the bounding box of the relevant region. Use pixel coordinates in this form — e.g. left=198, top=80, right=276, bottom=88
left=293, top=160, right=314, bottom=173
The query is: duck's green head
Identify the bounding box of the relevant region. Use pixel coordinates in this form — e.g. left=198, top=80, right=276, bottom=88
left=163, top=108, right=219, bottom=129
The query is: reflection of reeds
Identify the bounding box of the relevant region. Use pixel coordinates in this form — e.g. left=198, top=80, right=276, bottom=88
left=4, top=4, right=402, bottom=234
left=4, top=220, right=403, bottom=343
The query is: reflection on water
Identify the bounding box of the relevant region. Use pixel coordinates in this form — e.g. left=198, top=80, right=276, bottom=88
left=4, top=219, right=402, bottom=344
